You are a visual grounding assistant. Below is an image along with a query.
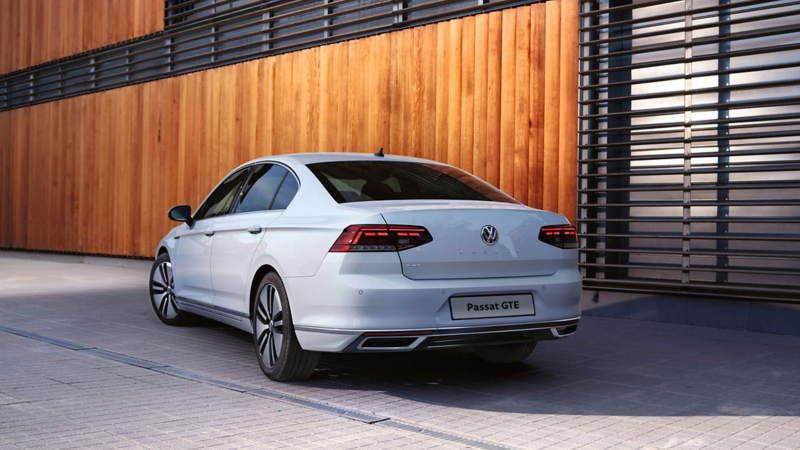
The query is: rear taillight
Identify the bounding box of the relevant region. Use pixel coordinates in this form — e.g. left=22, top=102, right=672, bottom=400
left=539, top=225, right=578, bottom=249
left=330, top=225, right=433, bottom=252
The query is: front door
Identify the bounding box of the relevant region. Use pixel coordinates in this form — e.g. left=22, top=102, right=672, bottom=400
left=173, top=167, right=251, bottom=307
left=173, top=218, right=215, bottom=305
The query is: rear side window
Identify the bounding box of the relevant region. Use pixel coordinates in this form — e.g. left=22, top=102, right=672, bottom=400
left=236, top=164, right=288, bottom=213
left=307, top=161, right=517, bottom=204
left=271, top=173, right=299, bottom=210
left=194, top=168, right=250, bottom=221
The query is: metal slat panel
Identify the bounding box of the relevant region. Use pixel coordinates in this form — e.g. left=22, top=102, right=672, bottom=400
left=579, top=0, right=800, bottom=302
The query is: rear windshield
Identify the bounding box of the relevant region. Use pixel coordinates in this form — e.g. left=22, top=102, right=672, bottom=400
left=307, top=161, right=518, bottom=204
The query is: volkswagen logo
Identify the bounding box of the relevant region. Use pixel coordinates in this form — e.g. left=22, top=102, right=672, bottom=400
left=480, top=225, right=499, bottom=246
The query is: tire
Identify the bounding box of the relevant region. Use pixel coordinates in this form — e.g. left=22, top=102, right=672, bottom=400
left=253, top=271, right=320, bottom=382
left=149, top=253, right=192, bottom=326
left=474, top=341, right=537, bottom=364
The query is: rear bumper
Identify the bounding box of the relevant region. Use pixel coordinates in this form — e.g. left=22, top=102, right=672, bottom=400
left=285, top=252, right=582, bottom=352
left=339, top=318, right=580, bottom=352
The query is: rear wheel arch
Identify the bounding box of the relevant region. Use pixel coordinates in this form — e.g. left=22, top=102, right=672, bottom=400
left=250, top=264, right=277, bottom=318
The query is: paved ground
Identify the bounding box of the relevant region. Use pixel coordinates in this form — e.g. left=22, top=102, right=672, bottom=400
left=1, top=254, right=800, bottom=450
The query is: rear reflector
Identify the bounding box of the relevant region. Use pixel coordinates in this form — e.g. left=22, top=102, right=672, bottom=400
left=538, top=225, right=578, bottom=249
left=330, top=225, right=433, bottom=252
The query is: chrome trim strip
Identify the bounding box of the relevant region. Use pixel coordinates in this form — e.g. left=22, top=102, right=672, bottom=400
left=175, top=296, right=249, bottom=320
left=294, top=317, right=581, bottom=335
left=356, top=336, right=426, bottom=351
left=551, top=325, right=578, bottom=339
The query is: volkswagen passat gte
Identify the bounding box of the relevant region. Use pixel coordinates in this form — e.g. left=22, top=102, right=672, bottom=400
left=151, top=153, right=582, bottom=381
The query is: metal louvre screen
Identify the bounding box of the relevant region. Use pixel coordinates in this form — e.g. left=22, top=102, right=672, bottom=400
left=578, top=0, right=800, bottom=302
left=0, top=0, right=540, bottom=112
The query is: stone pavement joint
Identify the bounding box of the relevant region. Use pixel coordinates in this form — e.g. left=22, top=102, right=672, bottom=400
left=0, top=324, right=94, bottom=350
left=83, top=348, right=169, bottom=369
left=0, top=325, right=515, bottom=450
left=248, top=389, right=389, bottom=424
left=380, top=420, right=515, bottom=450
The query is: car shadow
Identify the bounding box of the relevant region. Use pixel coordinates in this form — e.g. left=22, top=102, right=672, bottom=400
left=301, top=325, right=800, bottom=418
left=166, top=314, right=800, bottom=419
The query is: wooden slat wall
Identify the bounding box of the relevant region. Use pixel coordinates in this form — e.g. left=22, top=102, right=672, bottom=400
left=0, top=1, right=579, bottom=258
left=0, top=0, right=163, bottom=75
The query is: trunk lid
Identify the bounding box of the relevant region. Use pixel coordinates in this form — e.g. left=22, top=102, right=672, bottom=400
left=372, top=201, right=568, bottom=280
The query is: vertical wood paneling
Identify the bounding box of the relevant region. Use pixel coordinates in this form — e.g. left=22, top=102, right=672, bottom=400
left=373, top=34, right=391, bottom=155
left=0, top=106, right=9, bottom=248
left=499, top=8, right=517, bottom=196
left=514, top=7, right=531, bottom=206
left=0, top=0, right=10, bottom=74
left=459, top=16, right=476, bottom=175
left=472, top=14, right=489, bottom=181
left=420, top=24, right=437, bottom=163
left=447, top=20, right=462, bottom=168
left=558, top=0, right=580, bottom=220
left=0, top=1, right=580, bottom=258
left=435, top=23, right=450, bottom=164
left=542, top=0, right=562, bottom=213
left=0, top=0, right=164, bottom=75
left=486, top=11, right=503, bottom=188
left=529, top=4, right=547, bottom=210
left=129, top=84, right=143, bottom=255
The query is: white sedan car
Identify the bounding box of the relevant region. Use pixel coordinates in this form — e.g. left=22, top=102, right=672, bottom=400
left=151, top=152, right=582, bottom=381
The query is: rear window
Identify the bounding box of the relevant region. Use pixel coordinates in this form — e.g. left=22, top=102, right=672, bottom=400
left=307, top=161, right=518, bottom=204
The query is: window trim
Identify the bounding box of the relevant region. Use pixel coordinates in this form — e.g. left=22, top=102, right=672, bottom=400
left=193, top=161, right=301, bottom=221
left=230, top=163, right=273, bottom=215
left=191, top=165, right=254, bottom=223
left=268, top=169, right=301, bottom=211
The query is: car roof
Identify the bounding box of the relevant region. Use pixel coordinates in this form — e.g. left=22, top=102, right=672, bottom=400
left=250, top=152, right=444, bottom=167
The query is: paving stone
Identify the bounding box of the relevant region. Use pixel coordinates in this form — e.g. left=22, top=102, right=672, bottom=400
left=1, top=255, right=800, bottom=449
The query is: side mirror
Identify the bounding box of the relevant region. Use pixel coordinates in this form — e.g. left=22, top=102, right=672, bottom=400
left=168, top=205, right=194, bottom=227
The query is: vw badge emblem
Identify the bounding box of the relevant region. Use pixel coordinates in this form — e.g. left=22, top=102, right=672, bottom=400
left=480, top=225, right=499, bottom=246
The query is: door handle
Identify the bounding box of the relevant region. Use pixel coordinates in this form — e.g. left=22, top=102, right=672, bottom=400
left=247, top=225, right=262, bottom=234
left=204, top=230, right=215, bottom=237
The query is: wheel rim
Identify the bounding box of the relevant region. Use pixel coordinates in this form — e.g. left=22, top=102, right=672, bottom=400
left=152, top=261, right=179, bottom=319
left=255, top=283, right=283, bottom=368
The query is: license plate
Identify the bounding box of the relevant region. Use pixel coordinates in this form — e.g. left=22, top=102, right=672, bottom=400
left=449, top=294, right=535, bottom=320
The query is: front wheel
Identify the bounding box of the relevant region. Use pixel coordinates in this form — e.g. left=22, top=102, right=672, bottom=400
left=474, top=341, right=537, bottom=364
left=253, top=271, right=320, bottom=382
left=149, top=253, right=192, bottom=326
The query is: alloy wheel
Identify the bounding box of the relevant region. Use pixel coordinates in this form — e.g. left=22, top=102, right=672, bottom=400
left=151, top=261, right=179, bottom=319
left=255, top=284, right=283, bottom=368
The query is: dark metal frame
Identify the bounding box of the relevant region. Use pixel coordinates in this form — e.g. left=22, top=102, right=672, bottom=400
left=578, top=0, right=800, bottom=302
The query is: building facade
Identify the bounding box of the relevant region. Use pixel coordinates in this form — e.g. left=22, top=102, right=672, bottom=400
left=0, top=0, right=798, bottom=333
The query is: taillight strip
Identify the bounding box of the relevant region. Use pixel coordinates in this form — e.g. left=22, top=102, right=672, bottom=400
left=330, top=225, right=433, bottom=252
left=539, top=224, right=579, bottom=249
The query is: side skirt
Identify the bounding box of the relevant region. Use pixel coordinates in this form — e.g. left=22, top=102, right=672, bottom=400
left=175, top=297, right=254, bottom=334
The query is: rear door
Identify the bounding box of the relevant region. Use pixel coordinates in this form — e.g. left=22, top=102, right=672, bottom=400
left=210, top=164, right=299, bottom=316
left=380, top=205, right=567, bottom=280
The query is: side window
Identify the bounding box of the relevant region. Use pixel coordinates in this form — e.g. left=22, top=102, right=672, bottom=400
left=194, top=168, right=250, bottom=221
left=271, top=172, right=299, bottom=210
left=235, top=164, right=288, bottom=214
